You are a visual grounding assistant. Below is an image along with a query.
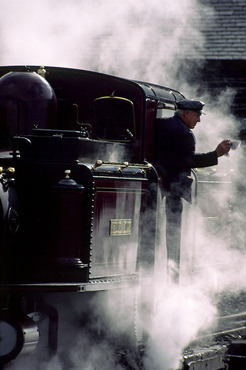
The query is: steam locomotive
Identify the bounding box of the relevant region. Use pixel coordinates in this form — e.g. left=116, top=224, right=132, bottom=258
left=0, top=65, right=188, bottom=368
left=0, top=65, right=237, bottom=369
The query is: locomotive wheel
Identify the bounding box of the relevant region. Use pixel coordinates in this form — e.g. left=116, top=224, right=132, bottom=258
left=0, top=314, right=39, bottom=367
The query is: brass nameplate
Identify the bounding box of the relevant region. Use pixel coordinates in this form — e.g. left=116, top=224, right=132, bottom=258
left=110, top=219, right=132, bottom=236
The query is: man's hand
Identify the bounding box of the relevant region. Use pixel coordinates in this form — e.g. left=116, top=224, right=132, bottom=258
left=215, top=140, right=232, bottom=157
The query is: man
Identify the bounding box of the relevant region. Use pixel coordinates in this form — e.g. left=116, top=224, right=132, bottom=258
left=155, top=99, right=231, bottom=282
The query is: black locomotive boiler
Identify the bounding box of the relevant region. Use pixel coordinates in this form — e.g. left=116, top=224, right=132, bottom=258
left=0, top=65, right=188, bottom=368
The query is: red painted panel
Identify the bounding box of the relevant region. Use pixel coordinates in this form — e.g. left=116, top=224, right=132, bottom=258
left=90, top=178, right=148, bottom=278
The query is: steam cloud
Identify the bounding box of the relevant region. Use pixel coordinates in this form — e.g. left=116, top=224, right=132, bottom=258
left=1, top=0, right=246, bottom=369
left=0, top=0, right=211, bottom=86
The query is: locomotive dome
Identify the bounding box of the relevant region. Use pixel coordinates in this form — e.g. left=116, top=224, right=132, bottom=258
left=0, top=70, right=57, bottom=145
left=0, top=70, right=56, bottom=100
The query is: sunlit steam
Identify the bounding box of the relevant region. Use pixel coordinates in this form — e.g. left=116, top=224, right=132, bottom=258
left=1, top=0, right=245, bottom=369
left=0, top=0, right=211, bottom=85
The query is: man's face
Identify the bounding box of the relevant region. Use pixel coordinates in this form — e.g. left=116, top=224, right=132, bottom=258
left=183, top=110, right=201, bottom=129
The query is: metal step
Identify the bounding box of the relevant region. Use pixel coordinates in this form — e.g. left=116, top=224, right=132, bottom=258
left=182, top=345, right=227, bottom=370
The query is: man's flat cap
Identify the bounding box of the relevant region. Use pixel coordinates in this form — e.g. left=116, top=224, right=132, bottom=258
left=176, top=99, right=205, bottom=114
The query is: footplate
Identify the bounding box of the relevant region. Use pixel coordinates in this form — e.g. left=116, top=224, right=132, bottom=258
left=182, top=345, right=228, bottom=370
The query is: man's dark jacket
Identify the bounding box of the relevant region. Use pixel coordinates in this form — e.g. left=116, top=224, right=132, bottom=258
left=155, top=115, right=218, bottom=203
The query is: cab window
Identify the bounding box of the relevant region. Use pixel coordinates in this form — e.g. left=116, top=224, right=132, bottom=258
left=93, top=96, right=135, bottom=142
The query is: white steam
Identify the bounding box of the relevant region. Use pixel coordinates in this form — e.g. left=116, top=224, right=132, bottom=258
left=0, top=0, right=210, bottom=85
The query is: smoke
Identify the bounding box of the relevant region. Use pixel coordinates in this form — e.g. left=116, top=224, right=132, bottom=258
left=144, top=284, right=217, bottom=369
left=1, top=1, right=246, bottom=369
left=0, top=0, right=211, bottom=86
left=5, top=289, right=141, bottom=370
